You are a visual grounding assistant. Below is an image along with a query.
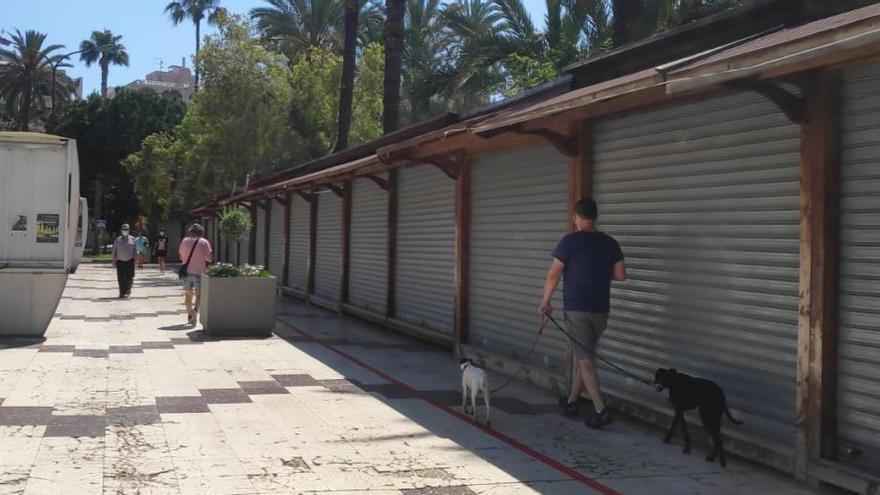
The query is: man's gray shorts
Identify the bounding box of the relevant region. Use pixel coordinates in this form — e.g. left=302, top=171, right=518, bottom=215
left=564, top=311, right=608, bottom=362
left=182, top=274, right=201, bottom=292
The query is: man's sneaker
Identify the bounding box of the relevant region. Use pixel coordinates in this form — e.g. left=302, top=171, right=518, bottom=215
left=558, top=397, right=579, bottom=417
left=585, top=407, right=613, bottom=429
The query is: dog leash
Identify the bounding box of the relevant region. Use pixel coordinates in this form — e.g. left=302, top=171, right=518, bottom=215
left=488, top=317, right=549, bottom=393
left=544, top=313, right=654, bottom=386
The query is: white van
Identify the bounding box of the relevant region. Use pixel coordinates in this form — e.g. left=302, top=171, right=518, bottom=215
left=70, top=197, right=88, bottom=273
left=0, top=132, right=80, bottom=337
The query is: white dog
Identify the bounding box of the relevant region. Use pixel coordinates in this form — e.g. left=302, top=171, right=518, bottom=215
left=460, top=359, right=490, bottom=424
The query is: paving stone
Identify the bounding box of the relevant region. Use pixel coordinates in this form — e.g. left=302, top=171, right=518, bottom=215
left=0, top=406, right=53, bottom=425
left=237, top=381, right=289, bottom=395
left=271, top=373, right=321, bottom=387
left=141, top=341, right=175, bottom=349
left=109, top=345, right=144, bottom=354
left=73, top=348, right=109, bottom=358
left=155, top=396, right=210, bottom=413
left=106, top=405, right=162, bottom=425
left=44, top=414, right=107, bottom=438
left=38, top=345, right=76, bottom=353
left=318, top=379, right=366, bottom=393
left=200, top=388, right=253, bottom=404
left=169, top=337, right=202, bottom=346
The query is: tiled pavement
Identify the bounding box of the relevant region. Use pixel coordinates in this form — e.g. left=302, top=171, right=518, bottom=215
left=0, top=265, right=822, bottom=495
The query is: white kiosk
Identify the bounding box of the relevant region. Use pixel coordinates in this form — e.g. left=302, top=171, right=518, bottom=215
left=0, top=132, right=80, bottom=337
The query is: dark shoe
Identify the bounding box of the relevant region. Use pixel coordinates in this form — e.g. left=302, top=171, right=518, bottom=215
left=585, top=408, right=614, bottom=429
left=558, top=397, right=579, bottom=416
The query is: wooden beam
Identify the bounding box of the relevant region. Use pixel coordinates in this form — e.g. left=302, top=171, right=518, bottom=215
left=295, top=190, right=313, bottom=202
left=796, top=69, right=841, bottom=477
left=453, top=161, right=471, bottom=357
left=386, top=170, right=398, bottom=318
left=725, top=79, right=808, bottom=125
left=264, top=200, right=272, bottom=270
left=569, top=121, right=593, bottom=232
left=282, top=192, right=292, bottom=287
left=340, top=181, right=352, bottom=304
left=322, top=183, right=345, bottom=197
left=422, top=152, right=464, bottom=180
left=307, top=191, right=318, bottom=295
left=362, top=174, right=391, bottom=191
left=512, top=124, right=578, bottom=157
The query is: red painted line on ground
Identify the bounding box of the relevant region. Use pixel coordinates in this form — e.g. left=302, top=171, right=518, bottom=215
left=275, top=318, right=625, bottom=495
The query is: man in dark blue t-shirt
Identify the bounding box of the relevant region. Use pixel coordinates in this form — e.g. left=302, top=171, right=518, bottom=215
left=540, top=197, right=626, bottom=429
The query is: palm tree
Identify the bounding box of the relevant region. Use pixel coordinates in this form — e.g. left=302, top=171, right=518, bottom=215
left=335, top=0, right=359, bottom=151
left=165, top=0, right=224, bottom=90
left=0, top=30, right=74, bottom=131
left=402, top=0, right=450, bottom=121
left=80, top=30, right=129, bottom=98
left=251, top=0, right=345, bottom=57
left=383, top=0, right=406, bottom=133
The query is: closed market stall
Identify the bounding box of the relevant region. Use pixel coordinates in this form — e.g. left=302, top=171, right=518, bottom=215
left=269, top=198, right=286, bottom=279
left=593, top=90, right=801, bottom=457
left=255, top=205, right=267, bottom=267
left=313, top=189, right=342, bottom=306
left=349, top=175, right=388, bottom=315
left=287, top=193, right=311, bottom=293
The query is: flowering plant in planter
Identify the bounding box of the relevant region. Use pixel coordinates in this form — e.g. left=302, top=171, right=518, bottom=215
left=205, top=263, right=270, bottom=278
left=218, top=206, right=252, bottom=242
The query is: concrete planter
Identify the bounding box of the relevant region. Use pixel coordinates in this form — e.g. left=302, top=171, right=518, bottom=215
left=199, top=274, right=277, bottom=337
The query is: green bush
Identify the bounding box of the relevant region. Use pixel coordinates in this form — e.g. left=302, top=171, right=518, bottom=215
left=205, top=262, right=271, bottom=278
left=218, top=206, right=252, bottom=241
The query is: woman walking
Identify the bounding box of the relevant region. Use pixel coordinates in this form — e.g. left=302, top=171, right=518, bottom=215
left=178, top=223, right=213, bottom=325
left=135, top=231, right=150, bottom=269
left=155, top=227, right=170, bottom=275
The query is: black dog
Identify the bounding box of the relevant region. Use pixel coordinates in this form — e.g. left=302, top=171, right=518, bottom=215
left=654, top=368, right=743, bottom=468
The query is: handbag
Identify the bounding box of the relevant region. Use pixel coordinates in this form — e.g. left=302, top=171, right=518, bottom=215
left=177, top=238, right=200, bottom=279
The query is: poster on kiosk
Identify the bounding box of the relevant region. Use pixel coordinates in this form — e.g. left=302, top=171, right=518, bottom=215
left=0, top=132, right=80, bottom=337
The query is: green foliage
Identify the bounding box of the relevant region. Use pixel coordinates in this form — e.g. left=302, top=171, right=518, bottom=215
left=499, top=54, right=560, bottom=97
left=218, top=206, right=252, bottom=242
left=80, top=30, right=129, bottom=98
left=55, top=89, right=186, bottom=224
left=121, top=132, right=184, bottom=219
left=205, top=262, right=271, bottom=277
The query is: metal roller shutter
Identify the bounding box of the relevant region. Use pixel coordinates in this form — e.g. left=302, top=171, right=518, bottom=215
left=229, top=241, right=239, bottom=266
left=288, top=194, right=310, bottom=292
left=593, top=91, right=801, bottom=455
left=349, top=175, right=388, bottom=314
left=239, top=207, right=251, bottom=265
left=255, top=206, right=267, bottom=267
left=468, top=146, right=569, bottom=369
left=837, top=63, right=880, bottom=473
left=314, top=191, right=342, bottom=304
left=395, top=164, right=455, bottom=335
left=269, top=199, right=286, bottom=279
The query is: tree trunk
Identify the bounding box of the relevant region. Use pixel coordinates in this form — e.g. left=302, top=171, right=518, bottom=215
left=195, top=20, right=201, bottom=91
left=382, top=0, right=406, bottom=134
left=100, top=59, right=109, bottom=98
left=612, top=0, right=643, bottom=47
left=335, top=0, right=360, bottom=152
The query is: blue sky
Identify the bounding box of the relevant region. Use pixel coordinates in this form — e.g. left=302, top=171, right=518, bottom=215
left=4, top=0, right=549, bottom=96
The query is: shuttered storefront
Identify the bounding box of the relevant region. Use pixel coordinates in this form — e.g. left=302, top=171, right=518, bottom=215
left=349, top=175, right=388, bottom=314
left=468, top=146, right=568, bottom=369
left=314, top=191, right=342, bottom=305
left=593, top=91, right=801, bottom=455
left=268, top=199, right=286, bottom=279
left=229, top=241, right=239, bottom=265
left=395, top=164, right=455, bottom=336
left=287, top=194, right=310, bottom=292
left=255, top=206, right=267, bottom=267
left=837, top=62, right=880, bottom=473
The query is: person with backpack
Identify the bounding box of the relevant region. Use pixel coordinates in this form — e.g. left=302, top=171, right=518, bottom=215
left=178, top=223, right=213, bottom=325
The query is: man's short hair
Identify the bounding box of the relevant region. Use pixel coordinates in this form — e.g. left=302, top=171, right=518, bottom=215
left=574, top=198, right=598, bottom=220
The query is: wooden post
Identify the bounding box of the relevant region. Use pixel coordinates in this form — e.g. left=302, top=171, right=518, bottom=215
left=264, top=200, right=272, bottom=270
left=307, top=191, right=318, bottom=296
left=453, top=162, right=470, bottom=357
left=569, top=121, right=593, bottom=231
left=796, top=69, right=841, bottom=476
left=283, top=192, right=292, bottom=287
left=341, top=181, right=352, bottom=304
left=386, top=170, right=398, bottom=318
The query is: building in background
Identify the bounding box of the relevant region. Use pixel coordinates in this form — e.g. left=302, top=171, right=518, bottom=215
left=109, top=59, right=194, bottom=103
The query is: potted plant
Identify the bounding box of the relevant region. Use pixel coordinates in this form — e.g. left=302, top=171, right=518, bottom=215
left=218, top=206, right=251, bottom=264
left=200, top=208, right=276, bottom=337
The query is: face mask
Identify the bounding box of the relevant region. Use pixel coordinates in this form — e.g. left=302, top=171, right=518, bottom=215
left=160, top=231, right=165, bottom=235
left=121, top=230, right=130, bottom=236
